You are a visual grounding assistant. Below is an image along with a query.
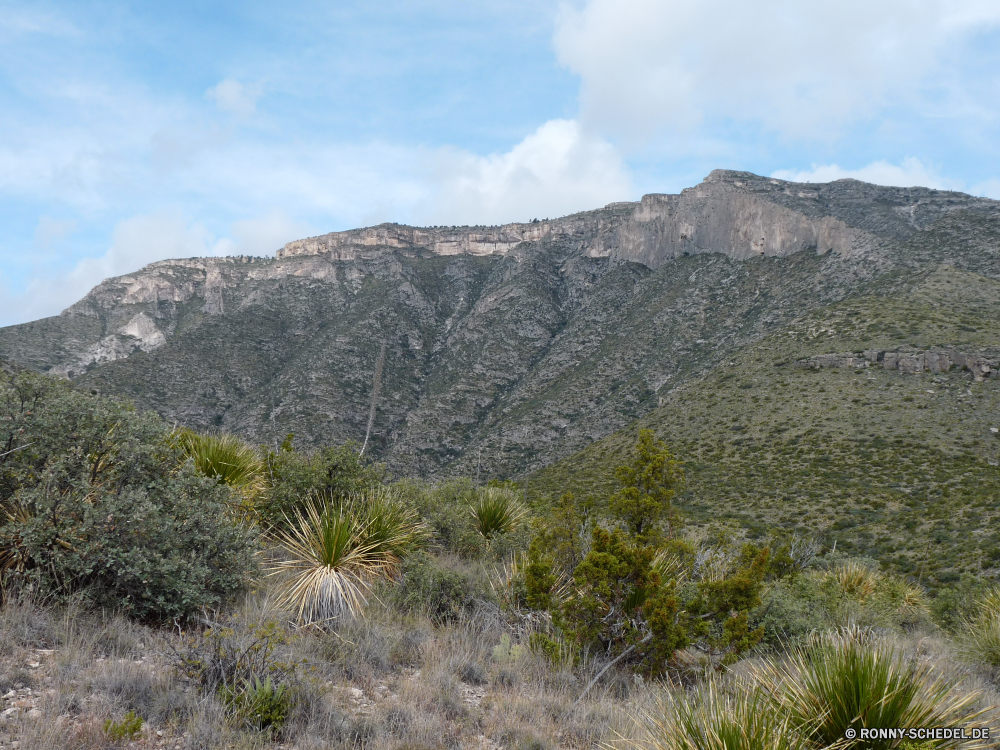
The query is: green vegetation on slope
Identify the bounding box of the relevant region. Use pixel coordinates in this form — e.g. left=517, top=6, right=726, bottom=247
left=529, top=266, right=1000, bottom=589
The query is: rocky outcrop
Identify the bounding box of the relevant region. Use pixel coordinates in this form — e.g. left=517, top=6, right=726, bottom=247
left=50, top=312, right=169, bottom=378
left=796, top=348, right=999, bottom=381
left=277, top=170, right=995, bottom=270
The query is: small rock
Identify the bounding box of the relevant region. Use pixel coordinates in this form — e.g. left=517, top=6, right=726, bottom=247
left=349, top=688, right=364, bottom=699
left=26, top=709, right=42, bottom=719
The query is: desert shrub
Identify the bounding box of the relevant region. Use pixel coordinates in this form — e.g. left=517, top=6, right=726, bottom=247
left=174, top=619, right=299, bottom=735
left=0, top=371, right=256, bottom=620
left=319, top=614, right=428, bottom=677
left=104, top=709, right=143, bottom=741
left=393, top=478, right=484, bottom=556
left=754, top=557, right=931, bottom=647
left=257, top=437, right=388, bottom=527
left=959, top=587, right=1000, bottom=668
left=390, top=552, right=487, bottom=623
left=932, top=574, right=992, bottom=633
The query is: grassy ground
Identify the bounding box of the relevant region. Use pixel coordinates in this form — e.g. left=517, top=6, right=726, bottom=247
left=1, top=576, right=998, bottom=750
left=0, top=574, right=635, bottom=750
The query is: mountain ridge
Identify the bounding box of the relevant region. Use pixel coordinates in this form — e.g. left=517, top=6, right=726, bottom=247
left=1, top=170, right=998, bottom=481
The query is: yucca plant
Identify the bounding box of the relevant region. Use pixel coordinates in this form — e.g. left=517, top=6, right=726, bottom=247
left=832, top=561, right=880, bottom=602
left=960, top=587, right=1000, bottom=667
left=0, top=500, right=33, bottom=593
left=173, top=429, right=265, bottom=503
left=619, top=680, right=814, bottom=750
left=352, top=487, right=427, bottom=566
left=652, top=548, right=689, bottom=585
left=267, top=490, right=425, bottom=627
left=749, top=627, right=986, bottom=750
left=470, top=487, right=527, bottom=539
left=267, top=500, right=374, bottom=626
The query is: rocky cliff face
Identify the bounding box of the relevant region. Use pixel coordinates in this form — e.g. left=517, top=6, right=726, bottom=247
left=1, top=170, right=998, bottom=479
left=278, top=169, right=995, bottom=268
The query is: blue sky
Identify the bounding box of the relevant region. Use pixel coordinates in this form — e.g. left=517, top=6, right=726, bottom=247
left=2, top=0, right=1000, bottom=325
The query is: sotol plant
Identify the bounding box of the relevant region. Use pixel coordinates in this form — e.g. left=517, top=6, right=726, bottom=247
left=960, top=587, right=1000, bottom=667
left=621, top=680, right=815, bottom=750
left=470, top=487, right=527, bottom=539
left=173, top=429, right=265, bottom=509
left=267, top=489, right=426, bottom=626
left=748, top=627, right=986, bottom=750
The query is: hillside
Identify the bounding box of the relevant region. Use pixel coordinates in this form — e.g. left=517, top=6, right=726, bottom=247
left=528, top=260, right=1000, bottom=588
left=0, top=171, right=998, bottom=483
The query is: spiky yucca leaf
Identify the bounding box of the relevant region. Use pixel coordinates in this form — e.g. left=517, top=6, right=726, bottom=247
left=489, top=551, right=573, bottom=612
left=618, top=680, right=815, bottom=750
left=652, top=548, right=689, bottom=585
left=352, top=487, right=427, bottom=567
left=960, top=587, right=1000, bottom=667
left=173, top=429, right=265, bottom=497
left=748, top=627, right=986, bottom=750
left=267, top=501, right=379, bottom=626
left=267, top=491, right=425, bottom=627
left=470, top=487, right=527, bottom=539
left=832, top=561, right=880, bottom=602
left=0, top=500, right=33, bottom=583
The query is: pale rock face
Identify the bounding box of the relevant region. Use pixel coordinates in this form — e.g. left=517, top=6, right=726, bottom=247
left=276, top=169, right=981, bottom=270
left=50, top=312, right=167, bottom=378
left=119, top=312, right=167, bottom=350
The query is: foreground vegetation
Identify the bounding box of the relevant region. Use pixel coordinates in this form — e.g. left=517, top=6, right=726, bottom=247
left=2, top=368, right=1000, bottom=748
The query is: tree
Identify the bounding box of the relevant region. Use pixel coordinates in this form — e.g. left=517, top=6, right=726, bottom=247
left=609, top=429, right=683, bottom=542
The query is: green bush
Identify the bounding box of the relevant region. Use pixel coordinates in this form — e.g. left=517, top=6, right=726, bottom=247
left=0, top=371, right=256, bottom=619
left=392, top=479, right=484, bottom=557
left=753, top=558, right=931, bottom=647
left=221, top=676, right=290, bottom=735
left=103, top=709, right=144, bottom=741
left=390, top=552, right=486, bottom=623
left=257, top=438, right=387, bottom=528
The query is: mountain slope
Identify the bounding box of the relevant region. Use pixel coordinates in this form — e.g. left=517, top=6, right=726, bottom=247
left=527, top=261, right=1000, bottom=587
left=1, top=171, right=998, bottom=481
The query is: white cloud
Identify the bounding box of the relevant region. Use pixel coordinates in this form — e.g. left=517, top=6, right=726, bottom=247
left=1, top=212, right=235, bottom=325
left=213, top=211, right=316, bottom=257
left=970, top=179, right=1000, bottom=200
left=205, top=79, right=263, bottom=117
left=554, top=0, right=1000, bottom=142
left=418, top=119, right=631, bottom=225
left=771, top=158, right=959, bottom=190
left=33, top=216, right=77, bottom=252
